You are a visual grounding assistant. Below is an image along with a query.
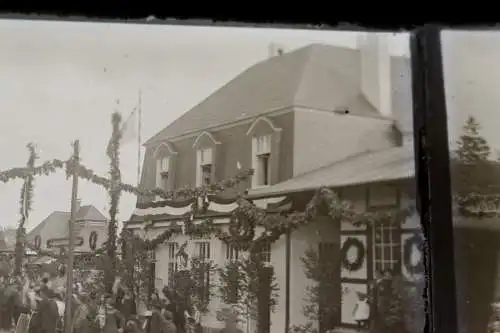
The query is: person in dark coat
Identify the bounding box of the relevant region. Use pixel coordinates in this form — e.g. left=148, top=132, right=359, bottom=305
left=144, top=301, right=164, bottom=333
left=120, top=289, right=137, bottom=322
left=1, top=283, right=17, bottom=330
left=28, top=287, right=43, bottom=333
left=124, top=316, right=144, bottom=333
left=162, top=311, right=177, bottom=333
left=39, top=286, right=60, bottom=333
left=103, top=298, right=125, bottom=333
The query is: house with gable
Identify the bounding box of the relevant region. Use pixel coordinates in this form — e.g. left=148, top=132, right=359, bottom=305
left=26, top=203, right=108, bottom=264
left=125, top=35, right=422, bottom=333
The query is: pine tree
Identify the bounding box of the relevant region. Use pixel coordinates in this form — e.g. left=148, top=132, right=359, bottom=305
left=455, top=115, right=491, bottom=163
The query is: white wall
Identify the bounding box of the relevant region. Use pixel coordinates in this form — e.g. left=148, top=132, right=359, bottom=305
left=293, top=109, right=394, bottom=177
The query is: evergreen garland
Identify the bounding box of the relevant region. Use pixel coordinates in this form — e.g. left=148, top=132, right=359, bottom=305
left=104, top=112, right=122, bottom=293
left=14, top=143, right=37, bottom=276
left=211, top=187, right=413, bottom=252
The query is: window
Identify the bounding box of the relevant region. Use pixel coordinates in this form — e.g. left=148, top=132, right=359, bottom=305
left=226, top=243, right=239, bottom=261
left=194, top=241, right=211, bottom=261
left=373, top=224, right=401, bottom=274
left=166, top=242, right=178, bottom=288
left=196, top=148, right=213, bottom=186
left=253, top=135, right=272, bottom=187
left=156, top=157, right=170, bottom=190
left=257, top=153, right=270, bottom=186
left=201, top=164, right=212, bottom=185
left=253, top=241, right=271, bottom=263
left=193, top=241, right=211, bottom=304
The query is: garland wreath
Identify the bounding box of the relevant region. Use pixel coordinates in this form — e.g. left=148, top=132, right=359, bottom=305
left=227, top=202, right=257, bottom=247
left=340, top=237, right=365, bottom=272
left=403, top=234, right=425, bottom=275
left=89, top=231, right=98, bottom=250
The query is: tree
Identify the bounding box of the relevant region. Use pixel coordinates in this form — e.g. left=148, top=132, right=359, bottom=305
left=454, top=115, right=490, bottom=163
left=452, top=116, right=500, bottom=216
left=218, top=252, right=279, bottom=329
left=288, top=247, right=339, bottom=333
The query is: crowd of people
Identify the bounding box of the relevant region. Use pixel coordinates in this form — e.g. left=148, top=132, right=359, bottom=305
left=0, top=268, right=241, bottom=333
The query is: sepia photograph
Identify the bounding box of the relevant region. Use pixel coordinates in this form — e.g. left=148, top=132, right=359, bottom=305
left=0, top=20, right=423, bottom=333
left=440, top=30, right=500, bottom=333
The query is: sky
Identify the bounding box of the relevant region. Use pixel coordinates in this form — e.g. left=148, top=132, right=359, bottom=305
left=441, top=30, right=500, bottom=154
left=1, top=21, right=499, bottom=232
left=0, top=20, right=412, bottom=231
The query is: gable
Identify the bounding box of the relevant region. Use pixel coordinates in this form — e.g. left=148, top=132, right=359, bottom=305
left=27, top=211, right=69, bottom=245
left=77, top=205, right=106, bottom=222
left=192, top=131, right=221, bottom=149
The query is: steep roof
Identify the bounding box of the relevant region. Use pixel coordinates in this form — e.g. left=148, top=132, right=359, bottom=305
left=146, top=44, right=388, bottom=144
left=27, top=211, right=69, bottom=242
left=76, top=205, right=107, bottom=221
left=248, top=146, right=415, bottom=197
left=26, top=205, right=106, bottom=242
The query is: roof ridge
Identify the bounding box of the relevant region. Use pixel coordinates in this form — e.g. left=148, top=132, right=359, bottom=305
left=292, top=45, right=316, bottom=106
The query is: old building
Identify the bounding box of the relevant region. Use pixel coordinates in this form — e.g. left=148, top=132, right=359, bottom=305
left=126, top=36, right=422, bottom=332
left=26, top=203, right=107, bottom=260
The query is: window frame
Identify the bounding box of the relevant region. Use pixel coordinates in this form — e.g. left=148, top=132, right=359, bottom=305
left=196, top=147, right=214, bottom=187
left=252, top=134, right=272, bottom=188
left=372, top=223, right=402, bottom=275
left=165, top=242, right=178, bottom=288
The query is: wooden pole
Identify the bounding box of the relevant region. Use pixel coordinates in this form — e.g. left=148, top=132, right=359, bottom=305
left=64, top=140, right=80, bottom=333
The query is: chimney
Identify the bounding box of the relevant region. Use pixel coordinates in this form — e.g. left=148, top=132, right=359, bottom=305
left=268, top=43, right=285, bottom=58
left=359, top=33, right=392, bottom=118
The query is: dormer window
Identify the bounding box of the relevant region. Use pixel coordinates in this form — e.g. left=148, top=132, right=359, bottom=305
left=193, top=131, right=220, bottom=187
left=156, top=156, right=170, bottom=189
left=255, top=135, right=271, bottom=186
left=246, top=116, right=282, bottom=189
left=197, top=147, right=214, bottom=186
left=153, top=143, right=177, bottom=199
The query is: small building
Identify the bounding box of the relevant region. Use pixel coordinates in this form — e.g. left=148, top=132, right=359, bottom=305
left=126, top=38, right=423, bottom=332
left=26, top=204, right=107, bottom=266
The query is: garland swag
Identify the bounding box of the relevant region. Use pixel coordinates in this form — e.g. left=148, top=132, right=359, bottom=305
left=212, top=187, right=414, bottom=252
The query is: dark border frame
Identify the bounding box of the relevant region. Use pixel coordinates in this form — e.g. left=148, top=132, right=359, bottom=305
left=411, top=26, right=458, bottom=333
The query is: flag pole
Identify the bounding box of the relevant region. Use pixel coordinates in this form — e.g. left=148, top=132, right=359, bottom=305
left=137, top=89, right=142, bottom=187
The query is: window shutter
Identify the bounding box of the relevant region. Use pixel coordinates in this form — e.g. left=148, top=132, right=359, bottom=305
left=270, top=131, right=281, bottom=185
